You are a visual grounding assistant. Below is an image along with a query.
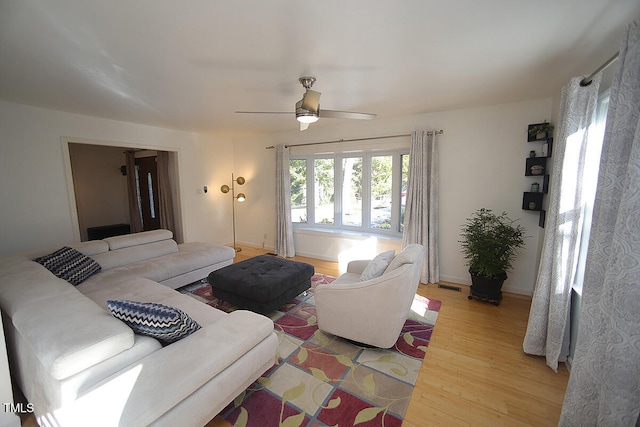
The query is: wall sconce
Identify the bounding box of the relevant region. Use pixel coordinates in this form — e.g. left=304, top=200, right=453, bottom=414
left=220, top=173, right=246, bottom=252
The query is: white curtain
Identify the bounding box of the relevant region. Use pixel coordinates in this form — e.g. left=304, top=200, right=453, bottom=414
left=560, top=20, right=640, bottom=426
left=402, top=130, right=439, bottom=284
left=275, top=144, right=295, bottom=257
left=523, top=74, right=602, bottom=371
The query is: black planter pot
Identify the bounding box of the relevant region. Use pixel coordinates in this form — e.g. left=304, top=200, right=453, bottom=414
left=468, top=272, right=507, bottom=305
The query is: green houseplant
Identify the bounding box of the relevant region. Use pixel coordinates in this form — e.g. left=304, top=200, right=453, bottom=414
left=528, top=120, right=554, bottom=141
left=459, top=208, right=526, bottom=305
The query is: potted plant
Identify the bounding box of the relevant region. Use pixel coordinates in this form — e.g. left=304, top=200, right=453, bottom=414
left=459, top=208, right=526, bottom=305
left=528, top=121, right=554, bottom=141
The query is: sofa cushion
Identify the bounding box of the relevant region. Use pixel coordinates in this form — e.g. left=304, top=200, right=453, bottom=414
left=34, top=246, right=102, bottom=285
left=69, top=240, right=110, bottom=256
left=91, top=239, right=178, bottom=270
left=104, top=229, right=173, bottom=250
left=81, top=277, right=227, bottom=327
left=107, top=300, right=201, bottom=345
left=12, top=290, right=135, bottom=380
left=360, top=250, right=395, bottom=281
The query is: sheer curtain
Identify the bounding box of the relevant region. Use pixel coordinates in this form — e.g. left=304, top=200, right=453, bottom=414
left=560, top=20, right=640, bottom=425
left=402, top=130, right=439, bottom=284
left=523, top=74, right=602, bottom=371
left=275, top=144, right=295, bottom=257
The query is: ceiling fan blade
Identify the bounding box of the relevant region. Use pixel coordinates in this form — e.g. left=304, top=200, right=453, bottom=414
left=299, top=121, right=310, bottom=131
left=319, top=109, right=377, bottom=120
left=235, top=111, right=293, bottom=115
left=301, top=89, right=321, bottom=113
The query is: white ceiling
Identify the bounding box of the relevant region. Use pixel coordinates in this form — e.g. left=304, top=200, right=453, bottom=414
left=1, top=0, right=638, bottom=136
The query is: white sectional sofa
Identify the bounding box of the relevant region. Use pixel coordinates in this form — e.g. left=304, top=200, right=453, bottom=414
left=0, top=230, right=278, bottom=427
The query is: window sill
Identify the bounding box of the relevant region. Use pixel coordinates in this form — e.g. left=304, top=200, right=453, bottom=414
left=293, top=226, right=402, bottom=241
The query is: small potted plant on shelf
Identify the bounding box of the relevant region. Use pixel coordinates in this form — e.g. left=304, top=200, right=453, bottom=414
left=459, top=208, right=526, bottom=305
left=528, top=121, right=554, bottom=141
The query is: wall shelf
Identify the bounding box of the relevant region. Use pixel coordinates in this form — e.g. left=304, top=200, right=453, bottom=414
left=525, top=157, right=547, bottom=176
left=523, top=124, right=553, bottom=227
left=522, top=192, right=543, bottom=211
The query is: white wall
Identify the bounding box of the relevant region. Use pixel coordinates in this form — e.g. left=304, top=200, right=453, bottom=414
left=0, top=101, right=234, bottom=255
left=0, top=97, right=552, bottom=295
left=68, top=143, right=130, bottom=241
left=232, top=97, right=553, bottom=295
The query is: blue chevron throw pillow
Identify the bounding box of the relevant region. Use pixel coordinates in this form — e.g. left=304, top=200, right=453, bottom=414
left=35, top=246, right=102, bottom=286
left=106, top=300, right=201, bottom=345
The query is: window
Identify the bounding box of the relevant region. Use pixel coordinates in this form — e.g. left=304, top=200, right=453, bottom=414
left=573, top=90, right=609, bottom=295
left=400, top=154, right=410, bottom=232
left=290, top=159, right=307, bottom=223
left=342, top=157, right=363, bottom=227
left=290, top=150, right=409, bottom=235
left=314, top=158, right=334, bottom=224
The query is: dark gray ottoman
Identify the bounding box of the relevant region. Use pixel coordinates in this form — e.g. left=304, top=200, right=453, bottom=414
left=207, top=255, right=315, bottom=315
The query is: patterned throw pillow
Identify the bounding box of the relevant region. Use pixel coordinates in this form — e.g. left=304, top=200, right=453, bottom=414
left=106, top=300, right=201, bottom=345
left=34, top=246, right=102, bottom=286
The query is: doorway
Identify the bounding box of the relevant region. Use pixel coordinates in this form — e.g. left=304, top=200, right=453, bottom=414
left=65, top=140, right=183, bottom=243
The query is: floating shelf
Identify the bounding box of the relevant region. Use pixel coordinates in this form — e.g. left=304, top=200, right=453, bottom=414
left=523, top=124, right=553, bottom=227
left=522, top=192, right=543, bottom=211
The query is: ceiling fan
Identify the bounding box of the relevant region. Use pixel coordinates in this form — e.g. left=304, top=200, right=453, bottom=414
left=235, top=76, right=377, bottom=131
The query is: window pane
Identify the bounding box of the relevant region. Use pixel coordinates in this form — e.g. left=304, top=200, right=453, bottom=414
left=290, top=159, right=307, bottom=223
left=400, top=154, right=410, bottom=232
left=147, top=173, right=156, bottom=219
left=314, top=158, right=334, bottom=224
left=370, top=155, right=392, bottom=229
left=342, top=157, right=362, bottom=226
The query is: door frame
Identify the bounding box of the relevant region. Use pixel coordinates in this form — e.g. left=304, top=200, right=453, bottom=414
left=61, top=136, right=184, bottom=243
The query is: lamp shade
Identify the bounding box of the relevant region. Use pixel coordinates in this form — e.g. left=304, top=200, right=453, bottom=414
left=236, top=193, right=246, bottom=202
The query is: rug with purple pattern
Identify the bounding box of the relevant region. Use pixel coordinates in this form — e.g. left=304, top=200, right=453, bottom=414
left=180, top=273, right=441, bottom=427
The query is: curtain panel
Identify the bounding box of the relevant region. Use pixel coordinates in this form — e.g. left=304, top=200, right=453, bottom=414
left=560, top=20, right=640, bottom=426
left=402, top=130, right=439, bottom=284
left=156, top=151, right=175, bottom=235
left=125, top=150, right=143, bottom=233
left=523, top=74, right=602, bottom=371
left=275, top=144, right=295, bottom=257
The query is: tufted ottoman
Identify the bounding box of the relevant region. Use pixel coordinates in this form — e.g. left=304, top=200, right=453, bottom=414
left=207, top=255, right=315, bottom=315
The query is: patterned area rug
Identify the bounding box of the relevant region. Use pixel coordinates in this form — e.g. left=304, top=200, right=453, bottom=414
left=180, top=274, right=441, bottom=427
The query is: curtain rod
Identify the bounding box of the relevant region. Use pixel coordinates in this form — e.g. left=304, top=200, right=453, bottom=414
left=580, top=52, right=619, bottom=87
left=265, top=129, right=443, bottom=149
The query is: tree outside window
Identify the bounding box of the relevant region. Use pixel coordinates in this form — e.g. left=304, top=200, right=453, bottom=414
left=290, top=159, right=307, bottom=223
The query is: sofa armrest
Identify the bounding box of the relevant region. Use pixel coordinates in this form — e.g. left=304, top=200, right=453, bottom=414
left=50, top=310, right=276, bottom=427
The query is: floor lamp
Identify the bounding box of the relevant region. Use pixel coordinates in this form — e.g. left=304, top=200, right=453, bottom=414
left=220, top=173, right=246, bottom=252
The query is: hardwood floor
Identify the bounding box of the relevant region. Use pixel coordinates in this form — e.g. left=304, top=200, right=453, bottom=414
left=233, top=246, right=570, bottom=426
left=19, top=246, right=569, bottom=426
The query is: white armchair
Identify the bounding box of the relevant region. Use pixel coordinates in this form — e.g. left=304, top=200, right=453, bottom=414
left=314, top=244, right=425, bottom=348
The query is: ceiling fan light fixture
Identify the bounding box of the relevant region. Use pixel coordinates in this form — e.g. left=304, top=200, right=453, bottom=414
left=296, top=113, right=319, bottom=124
